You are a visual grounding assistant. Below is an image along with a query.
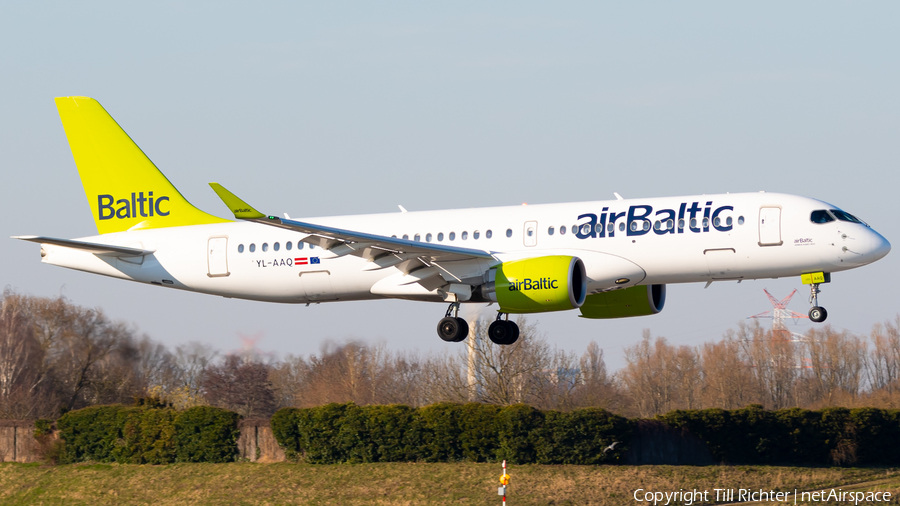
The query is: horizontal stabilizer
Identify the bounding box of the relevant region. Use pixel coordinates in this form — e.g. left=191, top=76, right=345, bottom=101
left=12, top=236, right=155, bottom=257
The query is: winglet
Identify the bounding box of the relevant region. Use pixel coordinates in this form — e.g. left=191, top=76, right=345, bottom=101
left=208, top=183, right=268, bottom=219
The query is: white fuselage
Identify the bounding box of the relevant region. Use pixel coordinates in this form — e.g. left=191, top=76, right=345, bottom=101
left=38, top=192, right=891, bottom=308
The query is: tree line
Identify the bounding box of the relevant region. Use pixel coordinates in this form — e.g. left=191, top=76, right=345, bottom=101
left=1, top=290, right=899, bottom=419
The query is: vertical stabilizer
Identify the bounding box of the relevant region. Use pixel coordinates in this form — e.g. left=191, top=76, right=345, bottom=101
left=55, top=96, right=229, bottom=234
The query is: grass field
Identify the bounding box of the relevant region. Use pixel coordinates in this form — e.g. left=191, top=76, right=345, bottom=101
left=1, top=462, right=899, bottom=506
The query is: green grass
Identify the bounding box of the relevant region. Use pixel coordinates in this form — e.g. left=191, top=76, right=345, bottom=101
left=1, top=463, right=899, bottom=505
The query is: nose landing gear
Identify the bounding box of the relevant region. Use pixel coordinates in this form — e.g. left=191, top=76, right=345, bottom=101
left=488, top=313, right=519, bottom=345
left=437, top=302, right=469, bottom=342
left=808, top=283, right=828, bottom=323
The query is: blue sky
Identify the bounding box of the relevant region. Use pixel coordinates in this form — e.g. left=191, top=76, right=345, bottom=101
left=2, top=2, right=898, bottom=369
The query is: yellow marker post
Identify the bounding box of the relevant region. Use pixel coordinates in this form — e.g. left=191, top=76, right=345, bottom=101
left=498, top=459, right=510, bottom=504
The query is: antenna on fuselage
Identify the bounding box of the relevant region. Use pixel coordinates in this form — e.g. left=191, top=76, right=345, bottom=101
left=613, top=192, right=624, bottom=201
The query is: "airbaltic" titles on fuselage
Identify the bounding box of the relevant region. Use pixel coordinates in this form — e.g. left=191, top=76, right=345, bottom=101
left=575, top=201, right=734, bottom=239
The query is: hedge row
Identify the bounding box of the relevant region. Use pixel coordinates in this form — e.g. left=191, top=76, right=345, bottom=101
left=657, top=405, right=900, bottom=466
left=48, top=403, right=900, bottom=466
left=271, top=402, right=632, bottom=465
left=56, top=405, right=240, bottom=464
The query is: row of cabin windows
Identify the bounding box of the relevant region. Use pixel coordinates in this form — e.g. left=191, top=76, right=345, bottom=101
left=543, top=215, right=744, bottom=236
left=235, top=215, right=748, bottom=253
left=236, top=241, right=316, bottom=254
left=392, top=229, right=504, bottom=243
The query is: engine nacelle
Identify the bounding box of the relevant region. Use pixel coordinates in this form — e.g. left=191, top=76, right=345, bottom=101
left=480, top=256, right=587, bottom=313
left=579, top=284, right=666, bottom=319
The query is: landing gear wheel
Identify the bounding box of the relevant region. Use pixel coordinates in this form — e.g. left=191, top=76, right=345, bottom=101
left=809, top=306, right=828, bottom=323
left=505, top=321, right=520, bottom=345
left=488, top=319, right=520, bottom=345
left=438, top=317, right=469, bottom=342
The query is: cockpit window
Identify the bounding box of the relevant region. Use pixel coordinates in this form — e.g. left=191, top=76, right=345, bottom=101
left=830, top=209, right=867, bottom=226
left=810, top=210, right=835, bottom=224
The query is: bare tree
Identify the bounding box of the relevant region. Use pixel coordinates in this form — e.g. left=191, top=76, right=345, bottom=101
left=867, top=317, right=900, bottom=395
left=0, top=292, right=44, bottom=418
left=569, top=341, right=623, bottom=411
left=804, top=326, right=866, bottom=406
left=202, top=355, right=276, bottom=417
left=700, top=334, right=759, bottom=409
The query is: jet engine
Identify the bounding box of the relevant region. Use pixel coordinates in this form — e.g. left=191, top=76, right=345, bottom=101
left=479, top=256, right=587, bottom=313
left=579, top=284, right=666, bottom=319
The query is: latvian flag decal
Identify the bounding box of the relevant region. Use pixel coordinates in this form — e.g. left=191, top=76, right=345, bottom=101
left=294, top=257, right=320, bottom=265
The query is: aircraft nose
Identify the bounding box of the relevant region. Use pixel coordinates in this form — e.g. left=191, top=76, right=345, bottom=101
left=869, top=230, right=891, bottom=262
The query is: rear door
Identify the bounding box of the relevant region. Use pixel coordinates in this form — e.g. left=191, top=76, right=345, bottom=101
left=207, top=237, right=230, bottom=277
left=758, top=207, right=783, bottom=246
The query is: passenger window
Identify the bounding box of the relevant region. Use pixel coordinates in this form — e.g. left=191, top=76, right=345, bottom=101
left=713, top=217, right=720, bottom=227
left=310, top=244, right=315, bottom=250
left=238, top=244, right=244, bottom=253
left=486, top=230, right=493, bottom=239
left=274, top=242, right=280, bottom=251
left=667, top=219, right=674, bottom=230
left=249, top=243, right=256, bottom=253
left=298, top=242, right=304, bottom=250
left=548, top=226, right=555, bottom=235
left=702, top=218, right=709, bottom=228
left=678, top=219, right=685, bottom=229
left=286, top=242, right=292, bottom=251
left=426, top=233, right=432, bottom=242
left=738, top=216, right=745, bottom=225
left=262, top=243, right=269, bottom=252
left=437, top=233, right=444, bottom=241
left=690, top=218, right=697, bottom=229
left=618, top=222, right=625, bottom=232
left=581, top=224, right=591, bottom=234
left=653, top=221, right=661, bottom=231
left=462, top=231, right=468, bottom=240
left=506, top=229, right=513, bottom=238
left=559, top=225, right=566, bottom=235
left=726, top=217, right=732, bottom=227
left=403, top=234, right=409, bottom=240
left=630, top=222, right=638, bottom=232
left=449, top=232, right=455, bottom=241
left=607, top=223, right=614, bottom=233
left=414, top=234, right=421, bottom=242
left=473, top=231, right=480, bottom=240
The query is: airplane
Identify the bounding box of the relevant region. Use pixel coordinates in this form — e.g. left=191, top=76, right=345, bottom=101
left=13, top=97, right=892, bottom=345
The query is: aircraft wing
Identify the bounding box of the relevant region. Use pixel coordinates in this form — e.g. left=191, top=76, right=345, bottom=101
left=209, top=183, right=495, bottom=264
left=12, top=236, right=155, bottom=256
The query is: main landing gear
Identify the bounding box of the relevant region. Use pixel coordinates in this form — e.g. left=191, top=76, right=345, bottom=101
left=437, top=303, right=469, bottom=342
left=435, top=305, right=520, bottom=345
left=488, top=313, right=519, bottom=346
left=808, top=283, right=828, bottom=323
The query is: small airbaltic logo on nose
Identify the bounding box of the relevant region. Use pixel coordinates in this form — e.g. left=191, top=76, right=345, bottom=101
left=98, top=192, right=170, bottom=220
